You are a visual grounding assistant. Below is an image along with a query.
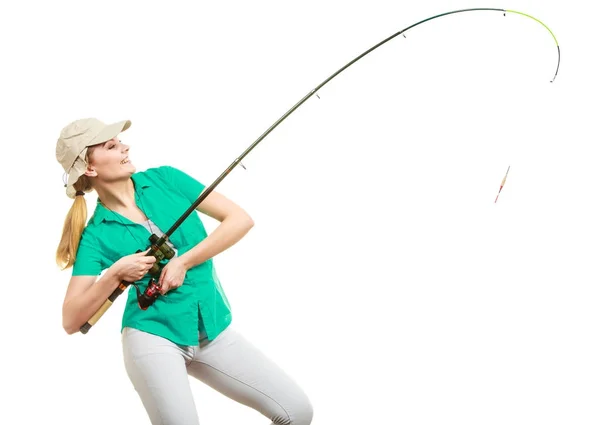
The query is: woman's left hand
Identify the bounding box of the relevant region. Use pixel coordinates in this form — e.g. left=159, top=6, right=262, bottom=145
left=158, top=257, right=188, bottom=295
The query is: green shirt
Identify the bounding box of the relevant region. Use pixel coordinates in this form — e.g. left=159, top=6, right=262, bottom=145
left=72, top=165, right=232, bottom=346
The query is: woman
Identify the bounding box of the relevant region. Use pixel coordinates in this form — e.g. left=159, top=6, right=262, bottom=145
left=55, top=117, right=313, bottom=425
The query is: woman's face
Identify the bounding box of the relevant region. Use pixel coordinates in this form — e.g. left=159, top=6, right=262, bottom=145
left=86, top=137, right=135, bottom=182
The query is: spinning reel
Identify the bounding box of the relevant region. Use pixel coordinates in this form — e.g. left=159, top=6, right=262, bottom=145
left=133, top=233, right=177, bottom=310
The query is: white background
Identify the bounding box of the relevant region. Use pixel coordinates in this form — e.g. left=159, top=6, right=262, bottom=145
left=1, top=0, right=598, bottom=424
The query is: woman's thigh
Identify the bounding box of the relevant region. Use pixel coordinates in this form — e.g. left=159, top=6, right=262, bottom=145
left=121, top=327, right=199, bottom=425
left=187, top=326, right=313, bottom=425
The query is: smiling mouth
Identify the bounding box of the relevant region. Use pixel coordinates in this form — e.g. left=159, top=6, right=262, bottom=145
left=120, top=157, right=130, bottom=164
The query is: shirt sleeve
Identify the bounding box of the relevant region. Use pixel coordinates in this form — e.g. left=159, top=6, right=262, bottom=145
left=72, top=229, right=103, bottom=276
left=160, top=165, right=207, bottom=204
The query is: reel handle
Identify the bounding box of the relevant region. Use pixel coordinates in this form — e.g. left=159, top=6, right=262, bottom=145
left=135, top=278, right=162, bottom=310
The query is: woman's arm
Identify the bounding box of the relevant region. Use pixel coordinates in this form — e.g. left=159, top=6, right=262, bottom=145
left=62, top=251, right=157, bottom=334
left=179, top=190, right=254, bottom=270
left=62, top=269, right=123, bottom=334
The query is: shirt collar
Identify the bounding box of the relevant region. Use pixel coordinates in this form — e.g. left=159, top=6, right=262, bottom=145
left=132, top=171, right=152, bottom=191
left=89, top=172, right=152, bottom=226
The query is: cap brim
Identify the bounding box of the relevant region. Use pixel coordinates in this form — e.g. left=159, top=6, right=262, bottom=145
left=88, top=119, right=131, bottom=147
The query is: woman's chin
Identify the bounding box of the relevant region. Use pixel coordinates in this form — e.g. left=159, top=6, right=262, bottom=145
left=123, top=162, right=136, bottom=173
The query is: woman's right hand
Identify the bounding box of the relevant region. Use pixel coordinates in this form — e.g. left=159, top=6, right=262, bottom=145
left=115, top=249, right=157, bottom=282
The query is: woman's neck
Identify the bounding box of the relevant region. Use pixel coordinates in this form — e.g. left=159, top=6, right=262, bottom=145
left=95, top=178, right=137, bottom=211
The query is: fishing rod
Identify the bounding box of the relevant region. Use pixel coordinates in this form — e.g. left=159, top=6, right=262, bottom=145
left=79, top=7, right=560, bottom=334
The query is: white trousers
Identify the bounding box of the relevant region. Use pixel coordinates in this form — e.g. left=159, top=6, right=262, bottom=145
left=122, top=326, right=313, bottom=425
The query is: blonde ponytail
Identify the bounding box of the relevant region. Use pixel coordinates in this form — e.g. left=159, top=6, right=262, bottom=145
left=56, top=175, right=93, bottom=270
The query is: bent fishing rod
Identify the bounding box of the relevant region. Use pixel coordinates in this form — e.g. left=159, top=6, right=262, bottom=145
left=80, top=7, right=560, bottom=334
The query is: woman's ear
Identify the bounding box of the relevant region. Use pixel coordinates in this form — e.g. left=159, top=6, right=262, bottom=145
left=84, top=166, right=97, bottom=177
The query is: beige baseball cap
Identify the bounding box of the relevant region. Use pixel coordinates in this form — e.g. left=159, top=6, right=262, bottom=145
left=56, top=117, right=131, bottom=198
